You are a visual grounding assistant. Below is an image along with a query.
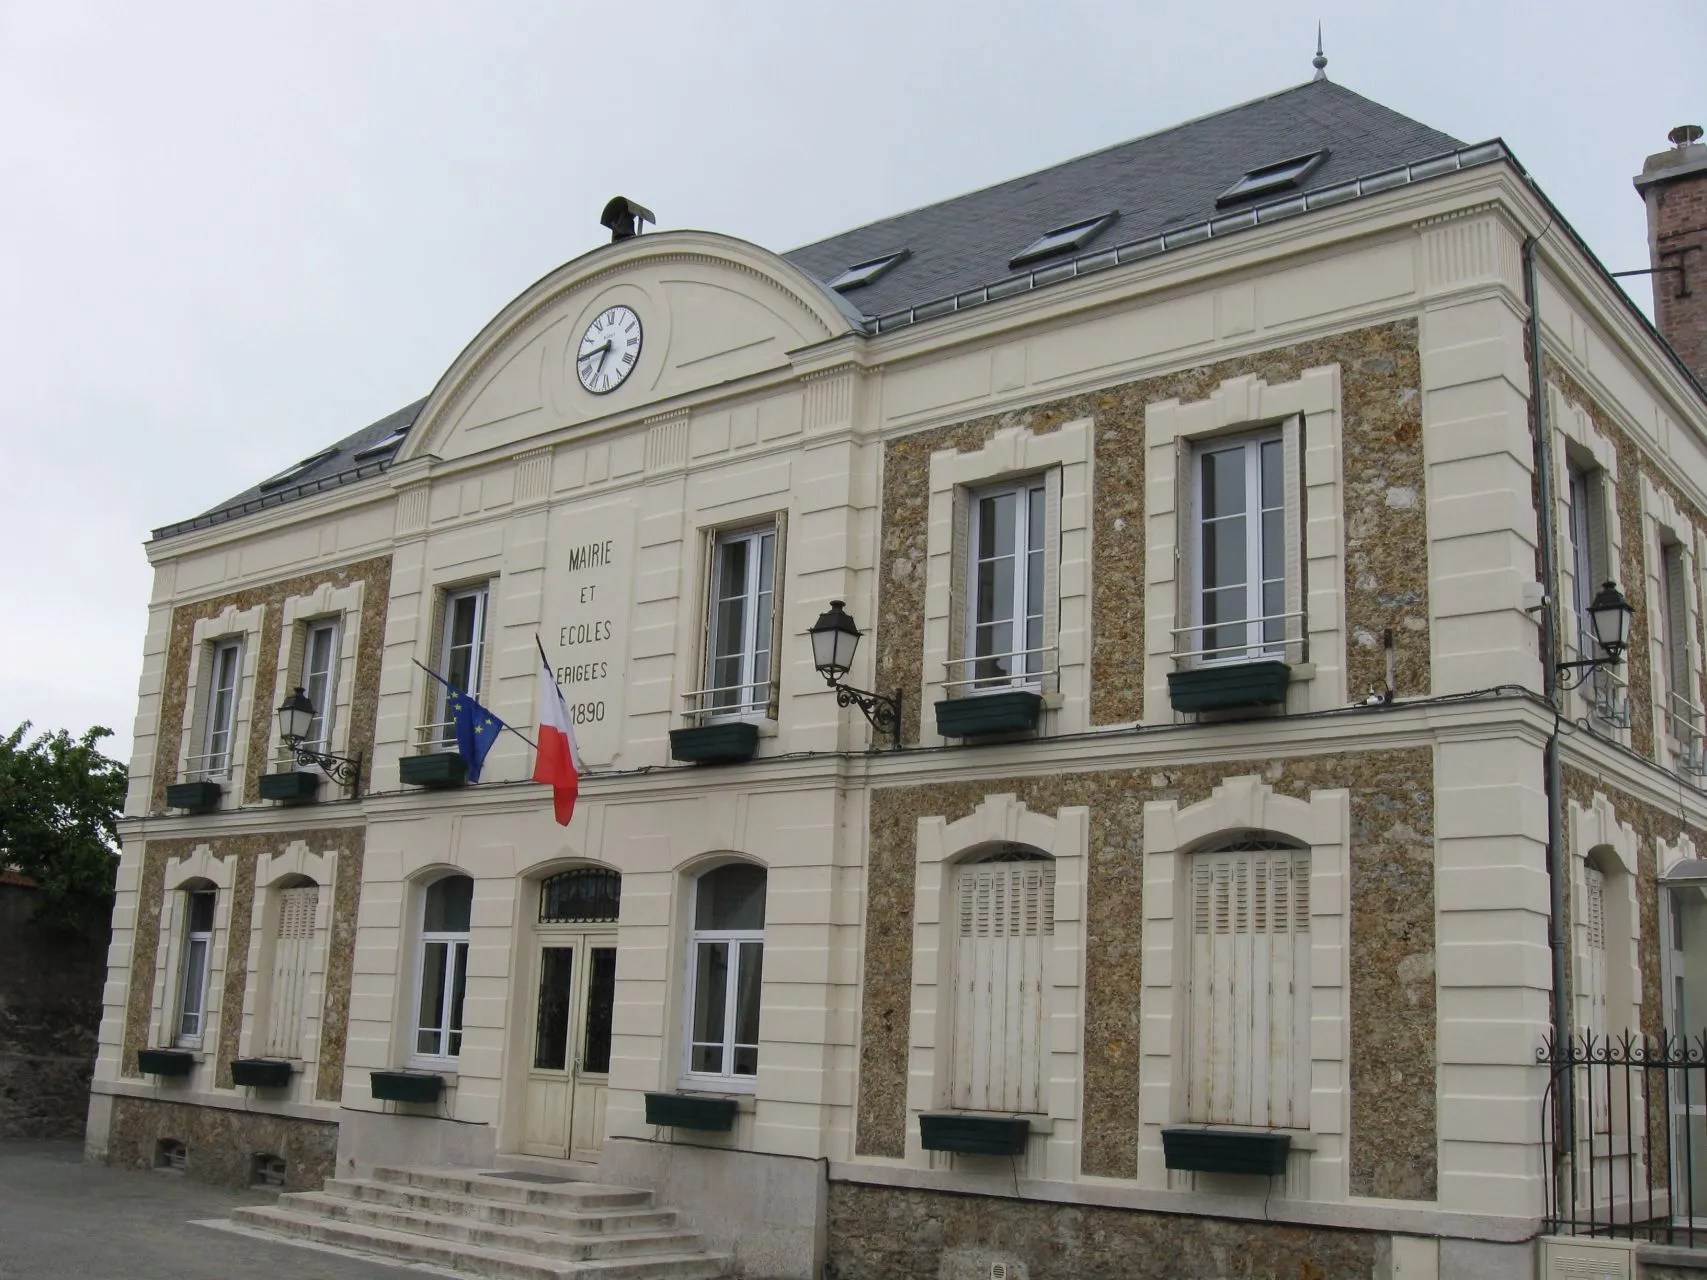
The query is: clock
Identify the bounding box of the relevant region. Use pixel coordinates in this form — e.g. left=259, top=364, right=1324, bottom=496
left=576, top=305, right=643, bottom=395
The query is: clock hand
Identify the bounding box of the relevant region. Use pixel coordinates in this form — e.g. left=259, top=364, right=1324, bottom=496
left=578, top=341, right=612, bottom=364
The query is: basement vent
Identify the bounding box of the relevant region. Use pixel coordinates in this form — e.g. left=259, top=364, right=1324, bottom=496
left=154, top=1138, right=187, bottom=1172
left=250, top=1152, right=287, bottom=1189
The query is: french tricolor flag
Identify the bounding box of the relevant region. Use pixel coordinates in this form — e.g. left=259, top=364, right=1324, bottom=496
left=532, top=640, right=581, bottom=826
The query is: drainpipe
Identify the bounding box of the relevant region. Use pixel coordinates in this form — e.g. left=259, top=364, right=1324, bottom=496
left=1524, top=233, right=1574, bottom=1166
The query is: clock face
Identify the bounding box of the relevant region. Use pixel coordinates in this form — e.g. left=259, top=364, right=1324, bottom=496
left=577, top=305, right=643, bottom=395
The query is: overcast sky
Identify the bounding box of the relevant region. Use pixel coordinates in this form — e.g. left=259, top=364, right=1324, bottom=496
left=1, top=0, right=1697, bottom=765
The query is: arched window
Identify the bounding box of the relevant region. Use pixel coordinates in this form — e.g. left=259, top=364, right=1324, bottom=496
left=950, top=846, right=1055, bottom=1113
left=685, top=864, right=766, bottom=1081
left=1186, top=837, right=1310, bottom=1128
left=540, top=868, right=621, bottom=924
left=175, top=882, right=217, bottom=1047
left=263, top=875, right=319, bottom=1060
left=414, top=875, right=473, bottom=1059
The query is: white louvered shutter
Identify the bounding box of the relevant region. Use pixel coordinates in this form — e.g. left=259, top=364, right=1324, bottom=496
left=1585, top=866, right=1610, bottom=1133
left=264, top=885, right=319, bottom=1058
left=951, top=860, right=1054, bottom=1113
left=1665, top=542, right=1692, bottom=732
left=1188, top=847, right=1312, bottom=1129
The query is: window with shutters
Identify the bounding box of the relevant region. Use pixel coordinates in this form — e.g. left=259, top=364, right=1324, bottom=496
left=1186, top=841, right=1311, bottom=1129
left=263, top=879, right=319, bottom=1059
left=950, top=849, right=1055, bottom=1114
left=1660, top=536, right=1697, bottom=744
left=1584, top=862, right=1611, bottom=1134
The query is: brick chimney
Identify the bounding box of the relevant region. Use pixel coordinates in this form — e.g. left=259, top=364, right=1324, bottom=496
left=1635, top=125, right=1707, bottom=388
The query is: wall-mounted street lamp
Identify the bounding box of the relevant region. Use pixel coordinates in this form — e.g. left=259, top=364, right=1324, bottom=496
left=1556, top=581, right=1636, bottom=690
left=277, top=686, right=363, bottom=796
left=808, top=600, right=903, bottom=751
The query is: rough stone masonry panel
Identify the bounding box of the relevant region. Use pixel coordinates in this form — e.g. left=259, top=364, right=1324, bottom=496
left=855, top=746, right=1436, bottom=1201
left=825, top=1181, right=1381, bottom=1280
left=150, top=554, right=391, bottom=811
left=873, top=321, right=1428, bottom=742
left=104, top=1094, right=336, bottom=1193
left=120, top=827, right=365, bottom=1105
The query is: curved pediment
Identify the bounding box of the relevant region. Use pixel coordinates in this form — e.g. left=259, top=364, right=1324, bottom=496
left=404, top=231, right=861, bottom=464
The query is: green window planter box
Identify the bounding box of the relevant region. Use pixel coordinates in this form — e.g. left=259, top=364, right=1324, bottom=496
left=669, top=722, right=760, bottom=764
left=918, top=1112, right=1030, bottom=1156
left=934, top=691, right=1043, bottom=738
left=165, top=781, right=222, bottom=813
left=399, top=752, right=467, bottom=789
left=643, top=1091, right=739, bottom=1131
left=137, top=1049, right=196, bottom=1077
left=258, top=770, right=320, bottom=802
left=230, top=1058, right=294, bottom=1089
left=1161, top=1127, right=1291, bottom=1176
left=369, top=1070, right=445, bottom=1104
left=1166, top=660, right=1292, bottom=714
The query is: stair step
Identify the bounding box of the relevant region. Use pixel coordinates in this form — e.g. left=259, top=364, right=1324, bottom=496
left=230, top=1206, right=730, bottom=1280
left=371, top=1165, right=653, bottom=1210
left=321, top=1177, right=678, bottom=1235
left=275, top=1191, right=702, bottom=1262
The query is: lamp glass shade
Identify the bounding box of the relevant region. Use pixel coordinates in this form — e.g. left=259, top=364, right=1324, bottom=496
left=1587, top=581, right=1634, bottom=660
left=809, top=600, right=862, bottom=680
left=278, top=686, right=316, bottom=741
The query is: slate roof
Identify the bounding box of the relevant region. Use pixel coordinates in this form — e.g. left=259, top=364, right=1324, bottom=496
left=154, top=78, right=1466, bottom=542
left=782, top=78, right=1463, bottom=320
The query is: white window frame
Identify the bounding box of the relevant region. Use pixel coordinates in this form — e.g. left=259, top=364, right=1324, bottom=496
left=963, top=478, right=1050, bottom=693
left=681, top=864, right=766, bottom=1089
left=1188, top=429, right=1288, bottom=666
left=703, top=526, right=777, bottom=720
left=412, top=876, right=472, bottom=1062
left=1662, top=535, right=1693, bottom=742
left=433, top=586, right=488, bottom=746
left=301, top=620, right=340, bottom=752
left=200, top=639, right=243, bottom=778
left=175, top=888, right=216, bottom=1048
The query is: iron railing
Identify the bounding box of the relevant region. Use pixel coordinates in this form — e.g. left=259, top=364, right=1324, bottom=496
left=1540, top=1030, right=1707, bottom=1245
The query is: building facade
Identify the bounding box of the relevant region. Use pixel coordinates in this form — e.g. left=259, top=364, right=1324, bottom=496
left=87, top=80, right=1707, bottom=1279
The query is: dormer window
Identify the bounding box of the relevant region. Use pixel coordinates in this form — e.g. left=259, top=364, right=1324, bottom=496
left=353, top=428, right=410, bottom=462
left=827, top=250, right=909, bottom=292
left=1009, top=212, right=1118, bottom=270
left=258, top=449, right=337, bottom=493
left=1216, top=150, right=1329, bottom=207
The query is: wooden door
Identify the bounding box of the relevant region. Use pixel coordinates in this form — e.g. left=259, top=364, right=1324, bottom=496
left=521, top=935, right=616, bottom=1160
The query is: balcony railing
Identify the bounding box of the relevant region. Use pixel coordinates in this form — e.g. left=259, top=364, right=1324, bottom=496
left=942, top=645, right=1059, bottom=695
left=179, top=751, right=234, bottom=783
left=679, top=682, right=773, bottom=726
left=1171, top=611, right=1306, bottom=666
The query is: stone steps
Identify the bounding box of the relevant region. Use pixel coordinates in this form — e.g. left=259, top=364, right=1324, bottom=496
left=224, top=1163, right=731, bottom=1280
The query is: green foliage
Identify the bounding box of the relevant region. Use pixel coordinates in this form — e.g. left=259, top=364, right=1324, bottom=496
left=0, top=723, right=127, bottom=935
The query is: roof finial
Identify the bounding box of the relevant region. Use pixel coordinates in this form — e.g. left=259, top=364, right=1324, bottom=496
left=1312, top=23, right=1328, bottom=81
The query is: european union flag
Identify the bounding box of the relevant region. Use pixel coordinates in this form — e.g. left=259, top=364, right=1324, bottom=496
left=447, top=687, right=505, bottom=783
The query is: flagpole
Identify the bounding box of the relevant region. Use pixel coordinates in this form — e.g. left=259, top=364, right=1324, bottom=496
left=410, top=657, right=536, bottom=750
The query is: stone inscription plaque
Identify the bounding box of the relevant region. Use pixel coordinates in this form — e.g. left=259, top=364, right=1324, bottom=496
left=542, top=501, right=635, bottom=767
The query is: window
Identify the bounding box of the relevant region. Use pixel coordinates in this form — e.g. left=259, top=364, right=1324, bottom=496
left=175, top=888, right=216, bottom=1047
left=1186, top=841, right=1311, bottom=1128
left=540, top=868, right=621, bottom=924
left=258, top=449, right=337, bottom=493
left=827, top=250, right=908, bottom=292
left=1215, top=151, right=1329, bottom=207
left=1661, top=536, right=1694, bottom=741
left=950, top=850, right=1054, bottom=1113
left=352, top=427, right=409, bottom=462
left=200, top=639, right=242, bottom=777
left=1192, top=431, right=1287, bottom=664
left=685, top=864, right=766, bottom=1081
left=967, top=480, right=1048, bottom=690
left=1009, top=212, right=1117, bottom=269
left=263, top=879, right=318, bottom=1059
left=433, top=587, right=488, bottom=744
left=414, top=875, right=472, bottom=1059
left=301, top=621, right=339, bottom=750
left=705, top=527, right=776, bottom=718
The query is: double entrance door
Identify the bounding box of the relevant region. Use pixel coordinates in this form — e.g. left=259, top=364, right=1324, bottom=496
left=521, top=933, right=616, bottom=1162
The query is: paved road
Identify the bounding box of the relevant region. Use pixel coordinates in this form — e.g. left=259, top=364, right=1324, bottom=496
left=0, top=1141, right=415, bottom=1279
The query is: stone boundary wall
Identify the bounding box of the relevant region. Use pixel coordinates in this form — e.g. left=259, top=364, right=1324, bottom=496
left=150, top=553, right=391, bottom=810
left=0, top=882, right=107, bottom=1139
left=854, top=746, right=1437, bottom=1201
left=119, top=826, right=365, bottom=1102
left=873, top=321, right=1429, bottom=742
left=104, top=1094, right=336, bottom=1192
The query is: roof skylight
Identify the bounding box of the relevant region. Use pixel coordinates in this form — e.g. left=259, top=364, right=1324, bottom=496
left=352, top=427, right=410, bottom=462
left=827, top=250, right=909, bottom=292
left=1216, top=150, right=1329, bottom=207
left=258, top=449, right=338, bottom=493
left=1009, top=212, right=1118, bottom=270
